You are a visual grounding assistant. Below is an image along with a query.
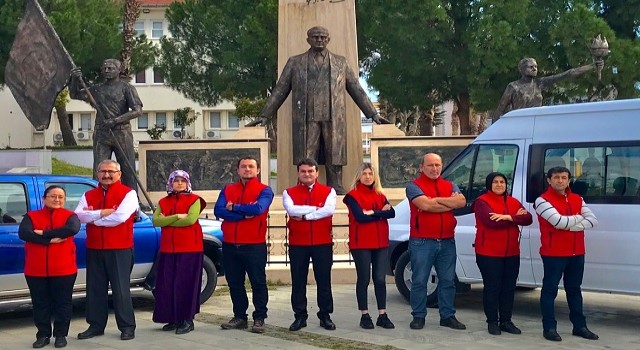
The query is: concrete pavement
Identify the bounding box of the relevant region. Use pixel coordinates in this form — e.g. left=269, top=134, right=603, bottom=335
left=1, top=284, right=640, bottom=349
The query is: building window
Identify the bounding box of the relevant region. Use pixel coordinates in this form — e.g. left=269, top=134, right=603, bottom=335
left=153, top=67, right=164, bottom=84
left=135, top=70, right=146, bottom=83
left=134, top=21, right=145, bottom=36
left=228, top=112, right=239, bottom=129
left=80, top=113, right=92, bottom=130
left=209, top=111, right=221, bottom=128
left=67, top=114, right=73, bottom=129
left=155, top=112, right=166, bottom=128
left=152, top=21, right=163, bottom=38
left=138, top=113, right=149, bottom=129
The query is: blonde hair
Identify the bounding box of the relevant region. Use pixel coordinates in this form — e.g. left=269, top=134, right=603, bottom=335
left=349, top=162, right=383, bottom=193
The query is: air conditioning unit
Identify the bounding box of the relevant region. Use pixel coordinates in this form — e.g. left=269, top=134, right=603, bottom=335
left=53, top=132, right=64, bottom=142
left=205, top=130, right=221, bottom=139
left=172, top=130, right=183, bottom=139
left=76, top=131, right=91, bottom=140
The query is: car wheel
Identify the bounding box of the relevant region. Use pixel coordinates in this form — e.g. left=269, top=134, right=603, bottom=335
left=200, top=255, right=217, bottom=304
left=394, top=251, right=439, bottom=307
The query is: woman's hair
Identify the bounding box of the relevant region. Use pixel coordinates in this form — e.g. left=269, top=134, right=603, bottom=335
left=43, top=185, right=66, bottom=198
left=349, top=162, right=383, bottom=193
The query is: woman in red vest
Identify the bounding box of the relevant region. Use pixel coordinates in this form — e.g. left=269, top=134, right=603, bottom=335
left=19, top=185, right=81, bottom=349
left=473, top=172, right=532, bottom=336
left=152, top=170, right=206, bottom=335
left=343, top=163, right=396, bottom=330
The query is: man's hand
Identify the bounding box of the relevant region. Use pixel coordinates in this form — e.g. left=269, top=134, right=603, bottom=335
left=100, top=209, right=116, bottom=217
left=50, top=238, right=65, bottom=244
left=289, top=215, right=303, bottom=221
left=226, top=202, right=234, bottom=211
left=363, top=209, right=374, bottom=215
left=371, top=113, right=392, bottom=125
left=70, top=67, right=82, bottom=79
left=245, top=117, right=269, bottom=127
left=34, top=229, right=44, bottom=236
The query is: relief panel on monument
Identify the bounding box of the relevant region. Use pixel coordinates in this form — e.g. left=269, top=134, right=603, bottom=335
left=378, top=146, right=467, bottom=188
left=146, top=148, right=261, bottom=191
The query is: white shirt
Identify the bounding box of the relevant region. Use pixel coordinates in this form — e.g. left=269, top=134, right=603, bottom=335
left=282, top=184, right=336, bottom=220
left=74, top=189, right=139, bottom=227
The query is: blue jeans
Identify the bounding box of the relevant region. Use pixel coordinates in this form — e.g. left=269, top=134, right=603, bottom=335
left=409, top=238, right=457, bottom=319
left=540, top=255, right=586, bottom=331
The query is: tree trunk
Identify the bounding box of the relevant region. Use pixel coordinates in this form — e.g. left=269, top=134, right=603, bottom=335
left=418, top=108, right=434, bottom=136
left=455, top=93, right=472, bottom=135
left=54, top=105, right=77, bottom=146
left=119, top=0, right=140, bottom=80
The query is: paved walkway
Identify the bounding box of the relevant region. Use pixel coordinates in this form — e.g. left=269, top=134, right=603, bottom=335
left=1, top=284, right=640, bottom=349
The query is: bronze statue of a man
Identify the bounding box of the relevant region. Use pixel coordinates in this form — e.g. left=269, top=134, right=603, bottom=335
left=255, top=26, right=388, bottom=194
left=69, top=59, right=143, bottom=191
left=495, top=58, right=602, bottom=120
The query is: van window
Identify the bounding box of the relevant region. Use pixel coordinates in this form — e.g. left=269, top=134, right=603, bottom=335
left=0, top=183, right=28, bottom=224
left=443, top=144, right=519, bottom=212
left=45, top=182, right=95, bottom=211
left=530, top=143, right=640, bottom=204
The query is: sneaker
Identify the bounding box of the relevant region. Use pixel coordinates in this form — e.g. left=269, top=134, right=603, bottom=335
left=410, top=317, right=425, bottom=330
left=221, top=317, right=248, bottom=330
left=500, top=321, right=522, bottom=334
left=359, top=314, right=374, bottom=329
left=376, top=313, right=395, bottom=329
left=440, top=316, right=466, bottom=330
left=251, top=319, right=265, bottom=333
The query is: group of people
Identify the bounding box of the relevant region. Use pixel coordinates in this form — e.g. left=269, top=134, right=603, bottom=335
left=17, top=152, right=600, bottom=348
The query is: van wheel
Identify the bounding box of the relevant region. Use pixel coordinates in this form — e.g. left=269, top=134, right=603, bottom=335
left=200, top=255, right=217, bottom=304
left=394, top=251, right=439, bottom=308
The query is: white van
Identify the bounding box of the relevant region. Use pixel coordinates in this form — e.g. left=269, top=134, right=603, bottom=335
left=388, top=99, right=640, bottom=306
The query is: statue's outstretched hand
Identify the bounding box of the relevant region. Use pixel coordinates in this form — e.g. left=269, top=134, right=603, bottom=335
left=371, top=113, right=392, bottom=125
left=246, top=117, right=269, bottom=127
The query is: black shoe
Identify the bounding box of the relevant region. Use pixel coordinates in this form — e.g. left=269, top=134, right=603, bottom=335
left=319, top=317, right=336, bottom=330
left=410, top=317, right=425, bottom=330
left=54, top=337, right=67, bottom=348
left=440, top=316, right=466, bottom=330
left=221, top=317, right=248, bottom=330
left=289, top=317, right=307, bottom=331
left=500, top=321, right=522, bottom=334
left=176, top=320, right=195, bottom=335
left=572, top=327, right=599, bottom=340
left=543, top=329, right=562, bottom=341
left=32, top=337, right=50, bottom=348
left=359, top=314, right=374, bottom=329
left=77, top=328, right=104, bottom=340
left=488, top=322, right=501, bottom=335
left=376, top=313, right=395, bottom=329
left=120, top=329, right=135, bottom=340
left=162, top=323, right=177, bottom=331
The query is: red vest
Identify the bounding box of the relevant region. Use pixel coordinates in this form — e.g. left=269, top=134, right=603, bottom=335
left=286, top=182, right=333, bottom=246
left=473, top=192, right=523, bottom=257
left=345, top=183, right=390, bottom=249
left=24, top=208, right=77, bottom=277
left=538, top=187, right=585, bottom=257
left=158, top=193, right=206, bottom=253
left=220, top=177, right=269, bottom=244
left=85, top=181, right=135, bottom=249
left=409, top=174, right=457, bottom=239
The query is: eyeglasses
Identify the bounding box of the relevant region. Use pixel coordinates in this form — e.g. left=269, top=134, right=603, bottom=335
left=46, top=195, right=65, bottom=200
left=97, top=170, right=120, bottom=175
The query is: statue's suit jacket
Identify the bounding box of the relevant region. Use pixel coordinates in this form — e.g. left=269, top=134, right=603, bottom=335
left=261, top=49, right=377, bottom=166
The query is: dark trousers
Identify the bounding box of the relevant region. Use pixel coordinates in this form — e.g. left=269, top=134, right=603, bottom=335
left=222, top=243, right=268, bottom=320
left=351, top=248, right=388, bottom=311
left=540, top=255, right=586, bottom=331
left=476, top=254, right=520, bottom=324
left=289, top=244, right=333, bottom=319
left=85, top=248, right=135, bottom=332
left=26, top=274, right=77, bottom=338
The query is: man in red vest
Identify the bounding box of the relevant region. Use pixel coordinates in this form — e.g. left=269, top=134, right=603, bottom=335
left=214, top=156, right=274, bottom=334
left=406, top=153, right=466, bottom=330
left=534, top=166, right=599, bottom=342
left=74, top=160, right=139, bottom=341
left=283, top=158, right=337, bottom=331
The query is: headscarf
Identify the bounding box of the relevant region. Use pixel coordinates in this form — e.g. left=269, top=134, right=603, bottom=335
left=485, top=172, right=508, bottom=196
left=166, top=169, right=193, bottom=194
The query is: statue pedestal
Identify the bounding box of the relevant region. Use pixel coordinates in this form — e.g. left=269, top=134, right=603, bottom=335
left=276, top=0, right=361, bottom=193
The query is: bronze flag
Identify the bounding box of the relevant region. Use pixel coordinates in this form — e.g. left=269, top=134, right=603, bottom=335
left=4, top=0, right=75, bottom=131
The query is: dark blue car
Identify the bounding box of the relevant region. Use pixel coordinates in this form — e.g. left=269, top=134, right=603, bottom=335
left=0, top=174, right=223, bottom=307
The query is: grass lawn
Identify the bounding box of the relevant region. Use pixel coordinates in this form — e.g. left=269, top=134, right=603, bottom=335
left=52, top=157, right=93, bottom=176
